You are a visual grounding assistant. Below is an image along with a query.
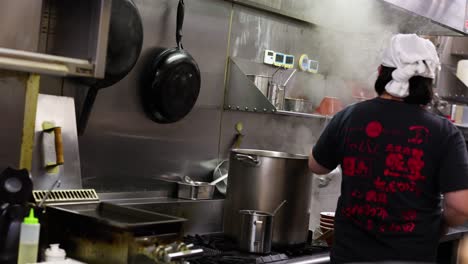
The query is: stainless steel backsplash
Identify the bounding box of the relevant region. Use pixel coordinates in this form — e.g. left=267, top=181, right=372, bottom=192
left=0, top=0, right=426, bottom=195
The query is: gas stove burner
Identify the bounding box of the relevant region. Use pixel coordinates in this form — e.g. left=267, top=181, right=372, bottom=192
left=183, top=234, right=329, bottom=264
left=185, top=234, right=238, bottom=252
left=189, top=254, right=288, bottom=264
left=281, top=244, right=329, bottom=257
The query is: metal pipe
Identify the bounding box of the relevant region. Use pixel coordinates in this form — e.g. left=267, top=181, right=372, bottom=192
left=287, top=253, right=330, bottom=264
left=164, top=248, right=204, bottom=262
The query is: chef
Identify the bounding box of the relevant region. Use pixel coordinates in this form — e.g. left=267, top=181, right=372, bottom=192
left=309, top=34, right=468, bottom=263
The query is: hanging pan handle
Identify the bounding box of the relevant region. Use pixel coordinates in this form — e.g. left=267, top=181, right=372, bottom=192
left=235, top=154, right=260, bottom=166
left=176, top=0, right=185, bottom=49
left=78, top=87, right=98, bottom=136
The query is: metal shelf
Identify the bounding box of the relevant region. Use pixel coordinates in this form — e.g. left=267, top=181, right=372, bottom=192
left=455, top=123, right=468, bottom=128
left=276, top=110, right=331, bottom=119
left=0, top=48, right=94, bottom=77
left=224, top=57, right=333, bottom=120
left=0, top=0, right=111, bottom=78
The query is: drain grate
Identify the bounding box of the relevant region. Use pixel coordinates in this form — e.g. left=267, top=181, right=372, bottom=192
left=33, top=189, right=99, bottom=203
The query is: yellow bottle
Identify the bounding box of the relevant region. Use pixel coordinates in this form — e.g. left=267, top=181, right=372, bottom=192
left=17, top=209, right=40, bottom=264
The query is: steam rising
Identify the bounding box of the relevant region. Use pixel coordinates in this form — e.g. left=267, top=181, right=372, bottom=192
left=300, top=0, right=399, bottom=103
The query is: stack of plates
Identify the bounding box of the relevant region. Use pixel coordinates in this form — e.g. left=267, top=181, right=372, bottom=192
left=319, top=212, right=335, bottom=246
left=320, top=212, right=335, bottom=230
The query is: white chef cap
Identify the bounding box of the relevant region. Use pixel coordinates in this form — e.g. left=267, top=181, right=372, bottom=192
left=381, top=34, right=440, bottom=98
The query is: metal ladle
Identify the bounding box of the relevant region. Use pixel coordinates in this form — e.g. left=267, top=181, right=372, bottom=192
left=272, top=200, right=287, bottom=216
left=209, top=174, right=228, bottom=186
left=282, top=69, right=297, bottom=87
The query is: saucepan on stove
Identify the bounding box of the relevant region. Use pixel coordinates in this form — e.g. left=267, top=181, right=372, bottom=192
left=154, top=174, right=227, bottom=200
left=284, top=97, right=314, bottom=113
left=177, top=175, right=228, bottom=200
left=238, top=201, right=286, bottom=254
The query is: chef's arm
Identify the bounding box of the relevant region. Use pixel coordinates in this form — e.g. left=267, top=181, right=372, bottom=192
left=308, top=153, right=332, bottom=175
left=443, top=190, right=468, bottom=226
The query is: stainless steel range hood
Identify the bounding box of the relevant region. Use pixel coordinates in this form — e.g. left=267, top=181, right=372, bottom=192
left=381, top=0, right=467, bottom=36
left=232, top=0, right=468, bottom=36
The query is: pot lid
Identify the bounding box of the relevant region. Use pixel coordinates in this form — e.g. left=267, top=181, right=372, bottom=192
left=231, top=149, right=308, bottom=160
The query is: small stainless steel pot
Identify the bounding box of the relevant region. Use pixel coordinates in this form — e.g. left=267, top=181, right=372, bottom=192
left=177, top=181, right=215, bottom=200
left=267, top=83, right=286, bottom=110
left=247, top=75, right=271, bottom=96
left=284, top=98, right=314, bottom=113
left=238, top=210, right=273, bottom=254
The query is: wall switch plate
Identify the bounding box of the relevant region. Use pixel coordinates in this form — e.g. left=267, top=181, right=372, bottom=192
left=264, top=50, right=275, bottom=65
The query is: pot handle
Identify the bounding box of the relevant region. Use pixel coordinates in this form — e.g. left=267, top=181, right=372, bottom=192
left=254, top=220, right=264, bottom=243
left=235, top=154, right=260, bottom=166
left=176, top=0, right=185, bottom=49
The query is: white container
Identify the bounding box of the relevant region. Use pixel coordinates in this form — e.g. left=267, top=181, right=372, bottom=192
left=17, top=209, right=40, bottom=264
left=457, top=60, right=468, bottom=86
left=45, top=244, right=66, bottom=261
left=34, top=259, right=86, bottom=264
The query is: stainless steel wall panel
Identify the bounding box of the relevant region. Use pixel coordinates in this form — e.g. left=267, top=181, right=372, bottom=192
left=219, top=110, right=324, bottom=158
left=228, top=4, right=327, bottom=107
left=435, top=36, right=468, bottom=102
left=132, top=0, right=231, bottom=108
left=0, top=0, right=42, bottom=52
left=78, top=108, right=222, bottom=192
left=0, top=0, right=42, bottom=174
left=31, top=94, right=82, bottom=190
left=0, top=74, right=26, bottom=172
left=232, top=0, right=467, bottom=36
left=383, top=0, right=467, bottom=34
left=62, top=0, right=232, bottom=192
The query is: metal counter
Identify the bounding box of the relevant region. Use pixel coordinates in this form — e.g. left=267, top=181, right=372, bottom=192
left=99, top=194, right=225, bottom=235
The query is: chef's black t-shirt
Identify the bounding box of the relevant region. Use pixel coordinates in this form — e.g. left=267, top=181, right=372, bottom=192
left=313, top=97, right=468, bottom=263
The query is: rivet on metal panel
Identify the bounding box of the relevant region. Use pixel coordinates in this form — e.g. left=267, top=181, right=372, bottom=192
left=228, top=105, right=232, bottom=109
left=245, top=107, right=249, bottom=111
left=263, top=108, right=267, bottom=112
left=236, top=106, right=240, bottom=110
left=253, top=108, right=257, bottom=112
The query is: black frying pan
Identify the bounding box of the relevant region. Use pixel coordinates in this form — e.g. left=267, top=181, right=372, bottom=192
left=78, top=0, right=143, bottom=135
left=141, top=0, right=201, bottom=124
